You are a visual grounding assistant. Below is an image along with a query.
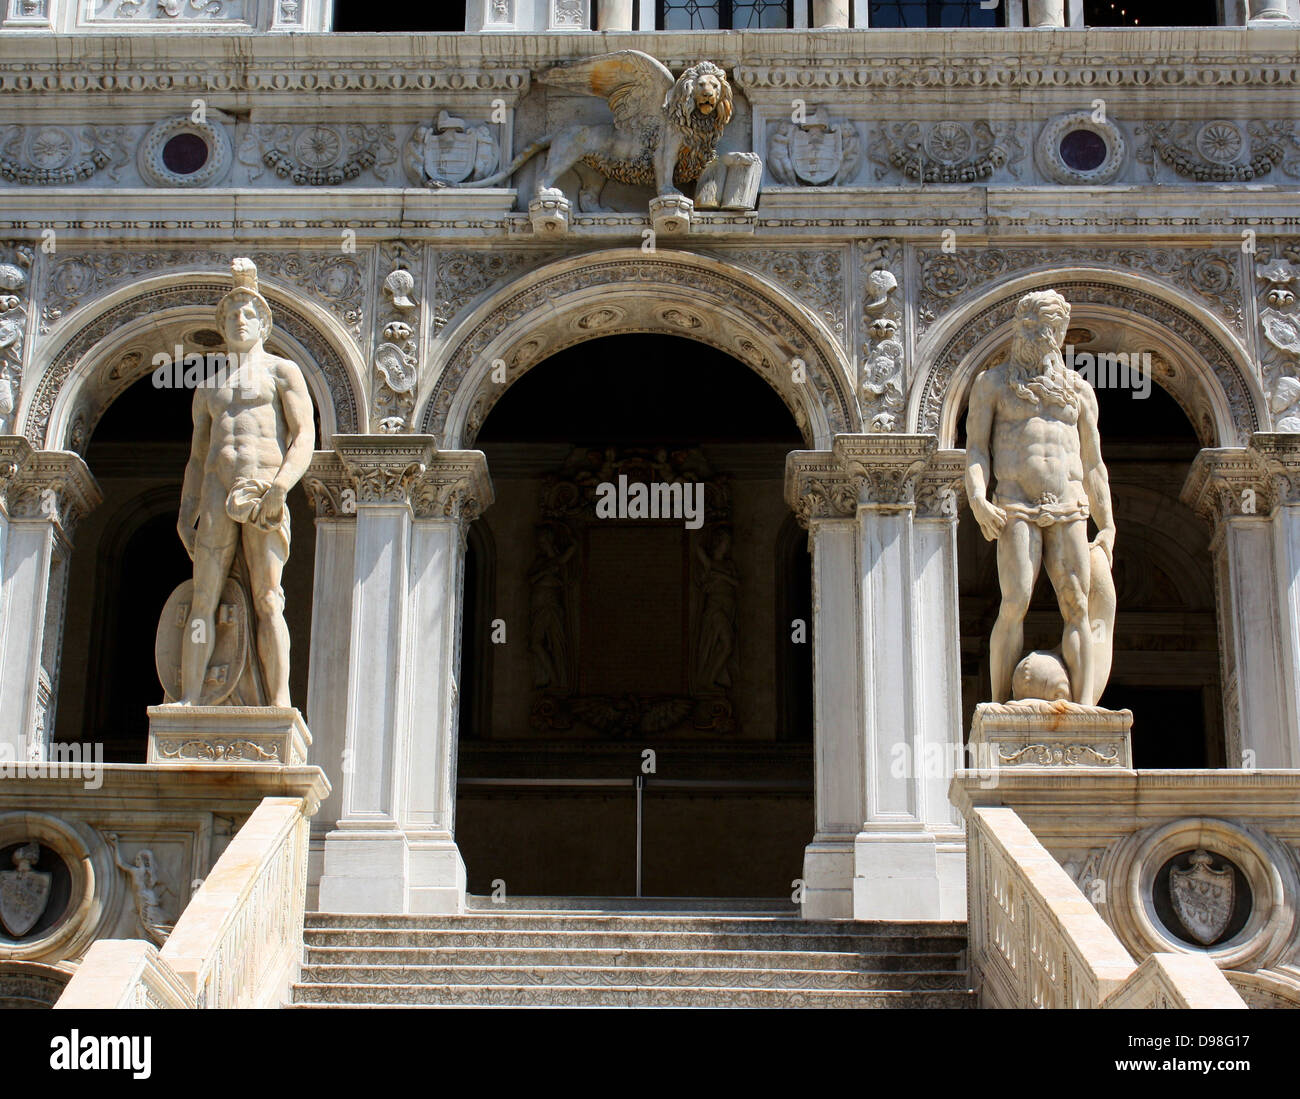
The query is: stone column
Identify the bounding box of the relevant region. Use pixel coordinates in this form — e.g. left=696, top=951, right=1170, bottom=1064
left=596, top=0, right=632, bottom=29
left=1247, top=0, right=1294, bottom=22
left=301, top=451, right=357, bottom=897
left=1183, top=437, right=1300, bottom=769
left=318, top=435, right=434, bottom=913
left=404, top=452, right=492, bottom=913
left=787, top=436, right=966, bottom=920
left=0, top=443, right=100, bottom=759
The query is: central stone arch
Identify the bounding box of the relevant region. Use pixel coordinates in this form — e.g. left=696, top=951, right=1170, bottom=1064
left=417, top=248, right=859, bottom=450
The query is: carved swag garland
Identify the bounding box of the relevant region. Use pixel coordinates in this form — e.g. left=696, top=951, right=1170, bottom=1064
left=527, top=447, right=738, bottom=737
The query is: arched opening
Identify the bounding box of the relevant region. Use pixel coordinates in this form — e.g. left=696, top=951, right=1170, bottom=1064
left=53, top=371, right=320, bottom=761
left=957, top=369, right=1223, bottom=767
left=456, top=333, right=812, bottom=898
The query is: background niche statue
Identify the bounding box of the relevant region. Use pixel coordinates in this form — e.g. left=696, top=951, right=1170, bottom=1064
left=964, top=289, right=1117, bottom=706
left=155, top=259, right=315, bottom=709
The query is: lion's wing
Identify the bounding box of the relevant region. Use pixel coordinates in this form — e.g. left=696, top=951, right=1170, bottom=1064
left=538, top=50, right=674, bottom=134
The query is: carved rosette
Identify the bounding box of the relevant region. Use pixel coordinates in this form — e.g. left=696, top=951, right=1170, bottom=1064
left=7, top=450, right=102, bottom=541
left=786, top=434, right=936, bottom=526
left=410, top=450, right=494, bottom=525
left=334, top=435, right=435, bottom=507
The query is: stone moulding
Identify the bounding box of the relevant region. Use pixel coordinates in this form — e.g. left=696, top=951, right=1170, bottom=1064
left=146, top=705, right=313, bottom=767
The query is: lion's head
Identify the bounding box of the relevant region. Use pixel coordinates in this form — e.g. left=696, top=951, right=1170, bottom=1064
left=665, top=61, right=733, bottom=132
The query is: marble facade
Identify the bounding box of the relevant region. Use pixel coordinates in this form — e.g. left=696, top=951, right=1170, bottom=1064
left=0, top=4, right=1299, bottom=1007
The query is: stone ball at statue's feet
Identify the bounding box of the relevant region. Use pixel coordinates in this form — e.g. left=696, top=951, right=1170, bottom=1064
left=1012, top=650, right=1071, bottom=702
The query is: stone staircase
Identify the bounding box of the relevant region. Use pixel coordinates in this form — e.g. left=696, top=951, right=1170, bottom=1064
left=292, top=900, right=973, bottom=1007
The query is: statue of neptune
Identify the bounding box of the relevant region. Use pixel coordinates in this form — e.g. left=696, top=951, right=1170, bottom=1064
left=175, top=259, right=315, bottom=707
left=964, top=289, right=1117, bottom=706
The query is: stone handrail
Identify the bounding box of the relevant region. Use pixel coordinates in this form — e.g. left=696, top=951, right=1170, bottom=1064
left=56, top=795, right=312, bottom=1010
left=967, top=806, right=1246, bottom=1009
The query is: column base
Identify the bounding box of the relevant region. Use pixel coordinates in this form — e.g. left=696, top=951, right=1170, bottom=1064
left=407, top=833, right=467, bottom=914
left=317, top=827, right=409, bottom=914
left=147, top=704, right=312, bottom=766
left=800, top=837, right=854, bottom=919
left=852, top=829, right=966, bottom=920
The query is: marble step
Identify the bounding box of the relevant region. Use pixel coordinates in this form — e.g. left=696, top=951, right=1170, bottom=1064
left=305, top=912, right=965, bottom=936
left=303, top=927, right=967, bottom=952
left=292, top=982, right=976, bottom=1008
left=462, top=895, right=797, bottom=914
left=302, top=945, right=965, bottom=971
left=298, top=962, right=968, bottom=991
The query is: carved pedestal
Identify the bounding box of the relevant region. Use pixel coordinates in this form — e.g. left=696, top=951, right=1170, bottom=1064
left=147, top=704, right=313, bottom=766
left=969, top=701, right=1133, bottom=769
left=649, top=194, right=693, bottom=235
left=529, top=190, right=571, bottom=236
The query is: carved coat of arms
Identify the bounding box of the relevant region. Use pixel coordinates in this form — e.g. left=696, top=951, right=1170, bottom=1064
left=768, top=107, right=861, bottom=187
left=0, top=843, right=51, bottom=938
left=1170, top=849, right=1234, bottom=945
left=404, top=111, right=499, bottom=188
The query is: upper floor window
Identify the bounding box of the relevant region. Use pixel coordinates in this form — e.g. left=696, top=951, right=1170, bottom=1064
left=867, top=0, right=1002, bottom=26
left=657, top=0, right=794, bottom=28
left=332, top=2, right=464, bottom=31
left=1082, top=0, right=1218, bottom=23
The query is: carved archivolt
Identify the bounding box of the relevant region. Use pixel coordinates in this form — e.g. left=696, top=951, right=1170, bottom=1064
left=419, top=249, right=858, bottom=450
left=22, top=278, right=364, bottom=449
left=912, top=276, right=1263, bottom=449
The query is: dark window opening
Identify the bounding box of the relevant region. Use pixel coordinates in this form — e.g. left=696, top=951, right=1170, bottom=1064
left=657, top=0, right=794, bottom=28
left=332, top=2, right=464, bottom=31
left=1083, top=0, right=1218, bottom=25
left=868, top=0, right=1003, bottom=26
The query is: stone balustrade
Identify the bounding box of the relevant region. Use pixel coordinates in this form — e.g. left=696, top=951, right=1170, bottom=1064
left=967, top=806, right=1245, bottom=1009
left=56, top=795, right=313, bottom=1010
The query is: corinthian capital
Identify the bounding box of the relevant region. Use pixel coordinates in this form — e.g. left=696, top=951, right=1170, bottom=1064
left=411, top=450, right=494, bottom=524
left=333, top=434, right=436, bottom=507
left=7, top=448, right=101, bottom=541
left=786, top=434, right=937, bottom=527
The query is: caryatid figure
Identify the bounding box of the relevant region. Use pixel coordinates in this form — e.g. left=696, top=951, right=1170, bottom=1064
left=964, top=289, right=1117, bottom=706
left=175, top=259, right=315, bottom=707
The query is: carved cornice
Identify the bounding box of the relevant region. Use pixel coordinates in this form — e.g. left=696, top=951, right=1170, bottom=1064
left=333, top=434, right=435, bottom=507
left=786, top=433, right=937, bottom=526
left=7, top=448, right=102, bottom=540
left=410, top=450, right=494, bottom=524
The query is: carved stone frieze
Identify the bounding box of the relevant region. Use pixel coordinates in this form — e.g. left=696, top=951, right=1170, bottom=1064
left=916, top=245, right=1243, bottom=335
left=767, top=107, right=862, bottom=186
left=371, top=244, right=423, bottom=432
left=90, top=0, right=245, bottom=20
left=917, top=279, right=1258, bottom=446
left=867, top=120, right=1024, bottom=184
left=704, top=246, right=847, bottom=346
left=0, top=125, right=130, bottom=186
left=237, top=123, right=399, bottom=186
left=1136, top=120, right=1300, bottom=183
left=432, top=248, right=563, bottom=333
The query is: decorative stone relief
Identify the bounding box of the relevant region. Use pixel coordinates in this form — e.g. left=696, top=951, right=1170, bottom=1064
left=1254, top=241, right=1300, bottom=431
left=867, top=120, right=1024, bottom=184
left=237, top=123, right=398, bottom=186
left=917, top=279, right=1259, bottom=446
left=371, top=245, right=423, bottom=433
left=335, top=437, right=433, bottom=506
left=916, top=245, right=1244, bottom=335
left=402, top=112, right=499, bottom=188
left=0, top=245, right=32, bottom=434
left=767, top=107, right=862, bottom=186
left=0, top=126, right=130, bottom=186
left=787, top=435, right=936, bottom=526
left=91, top=0, right=243, bottom=19
left=39, top=248, right=367, bottom=342
left=137, top=113, right=234, bottom=188
left=24, top=278, right=360, bottom=447
left=705, top=247, right=846, bottom=346
left=1057, top=848, right=1107, bottom=902
left=409, top=451, right=494, bottom=525
left=1136, top=120, right=1300, bottom=183
left=549, top=0, right=585, bottom=27
left=431, top=249, right=564, bottom=332
left=858, top=238, right=905, bottom=432
left=105, top=833, right=174, bottom=946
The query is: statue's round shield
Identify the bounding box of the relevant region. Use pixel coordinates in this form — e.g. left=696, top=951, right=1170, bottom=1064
left=154, top=577, right=251, bottom=706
